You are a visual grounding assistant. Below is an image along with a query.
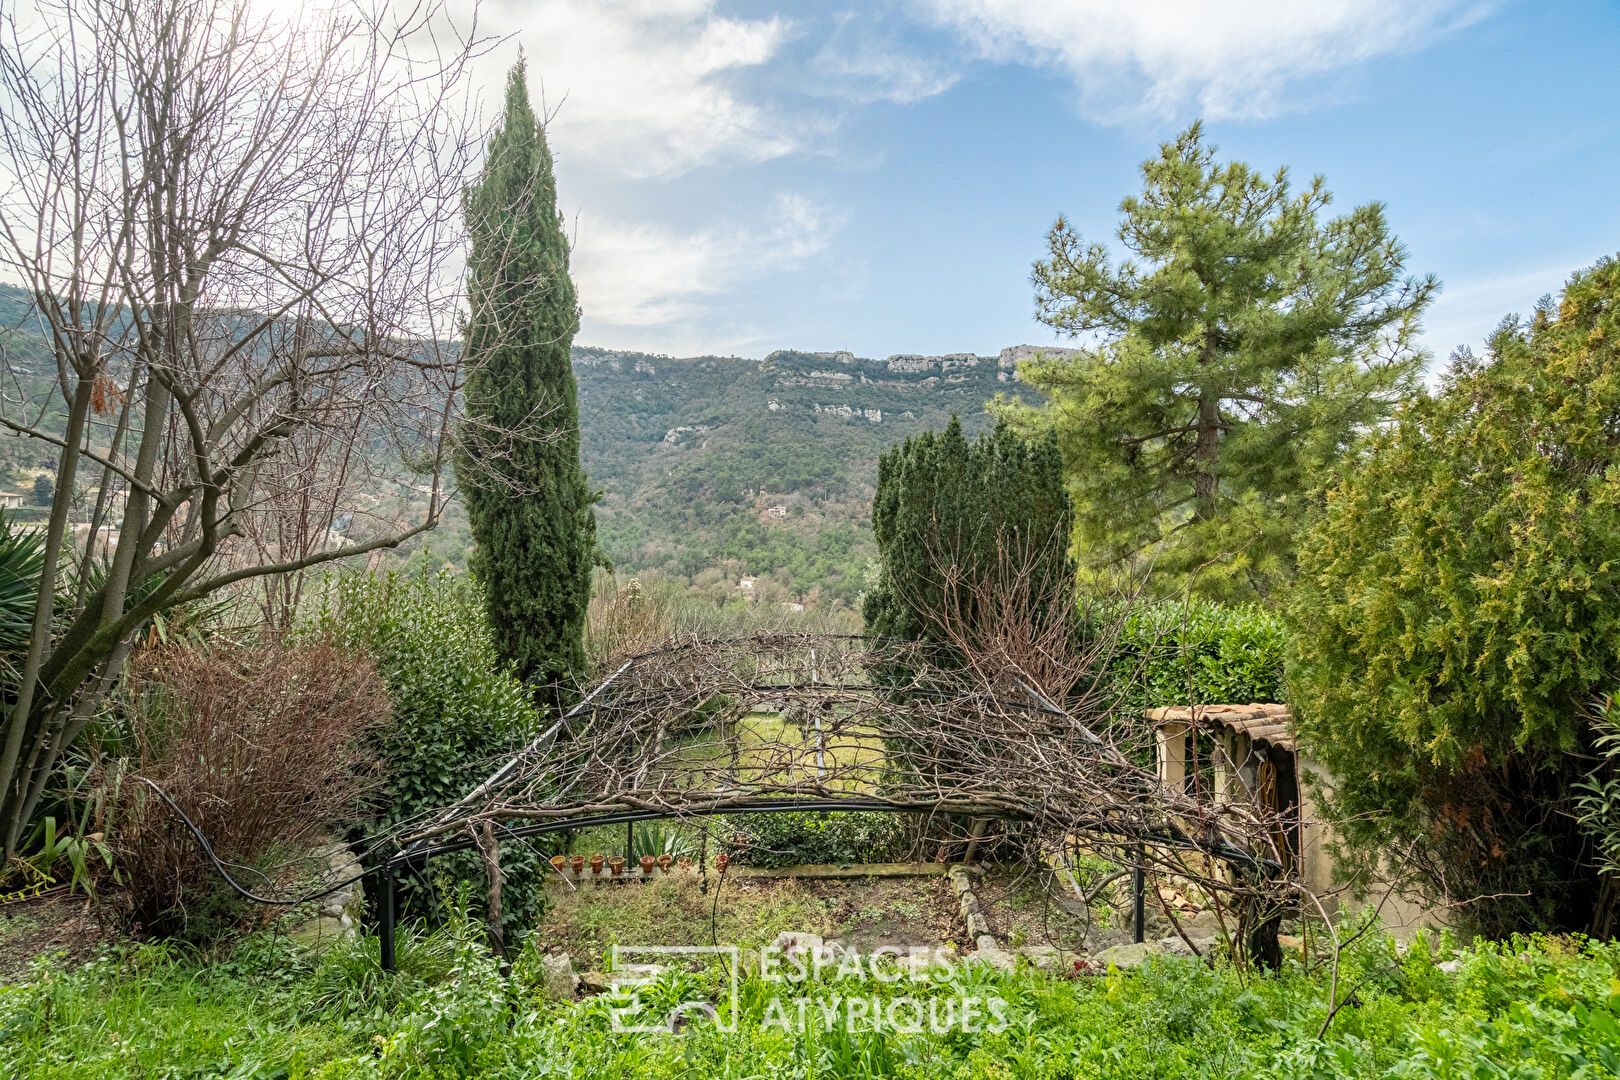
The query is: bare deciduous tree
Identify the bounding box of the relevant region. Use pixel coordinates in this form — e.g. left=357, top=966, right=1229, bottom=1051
left=0, top=0, right=492, bottom=852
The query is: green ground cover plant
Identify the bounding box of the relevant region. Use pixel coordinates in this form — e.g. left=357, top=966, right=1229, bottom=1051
left=2, top=914, right=1616, bottom=1079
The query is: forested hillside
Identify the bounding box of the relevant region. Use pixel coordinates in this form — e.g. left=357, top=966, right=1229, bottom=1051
left=574, top=345, right=1046, bottom=609
left=0, top=278, right=1055, bottom=610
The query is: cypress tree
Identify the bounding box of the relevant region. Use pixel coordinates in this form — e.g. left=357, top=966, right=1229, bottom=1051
left=863, top=417, right=1073, bottom=644
left=457, top=61, right=594, bottom=692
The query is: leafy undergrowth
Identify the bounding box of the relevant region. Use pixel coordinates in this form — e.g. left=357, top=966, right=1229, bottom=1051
left=536, top=871, right=962, bottom=969
left=1, top=910, right=1617, bottom=1079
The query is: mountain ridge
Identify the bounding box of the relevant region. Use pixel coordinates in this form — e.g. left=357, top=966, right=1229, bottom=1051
left=572, top=343, right=1069, bottom=608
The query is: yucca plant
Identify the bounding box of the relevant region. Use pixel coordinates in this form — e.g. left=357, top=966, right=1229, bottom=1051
left=0, top=510, right=45, bottom=676
left=631, top=822, right=693, bottom=860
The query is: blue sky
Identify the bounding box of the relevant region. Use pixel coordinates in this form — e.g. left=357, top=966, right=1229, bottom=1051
left=479, top=1, right=1620, bottom=367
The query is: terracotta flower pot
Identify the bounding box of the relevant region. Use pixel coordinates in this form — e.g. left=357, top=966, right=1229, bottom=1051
left=676, top=856, right=693, bottom=872
left=550, top=855, right=567, bottom=873
left=657, top=853, right=674, bottom=873
left=589, top=853, right=605, bottom=875
left=609, top=856, right=625, bottom=877
left=639, top=855, right=657, bottom=875
left=569, top=855, right=585, bottom=875
left=715, top=853, right=730, bottom=874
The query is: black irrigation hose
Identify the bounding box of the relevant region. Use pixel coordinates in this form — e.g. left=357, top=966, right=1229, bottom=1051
left=137, top=778, right=377, bottom=906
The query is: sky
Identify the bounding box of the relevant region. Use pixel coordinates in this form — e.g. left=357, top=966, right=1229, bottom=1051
left=298, top=1, right=1620, bottom=365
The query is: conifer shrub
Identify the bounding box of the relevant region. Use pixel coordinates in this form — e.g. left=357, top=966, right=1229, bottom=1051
left=1289, top=256, right=1620, bottom=935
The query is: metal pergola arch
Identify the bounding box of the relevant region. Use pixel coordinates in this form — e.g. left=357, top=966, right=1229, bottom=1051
left=161, top=632, right=1291, bottom=970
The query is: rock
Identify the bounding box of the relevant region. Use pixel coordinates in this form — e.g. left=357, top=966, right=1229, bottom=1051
left=1083, top=927, right=1129, bottom=953
left=1049, top=894, right=1090, bottom=919
left=539, top=953, right=579, bottom=1000
left=287, top=915, right=351, bottom=947
left=1158, top=935, right=1218, bottom=958
left=1437, top=959, right=1462, bottom=974
left=1092, top=941, right=1166, bottom=970
left=964, top=912, right=989, bottom=937
left=286, top=840, right=365, bottom=949
left=1158, top=936, right=1193, bottom=957
left=578, top=964, right=665, bottom=996
left=613, top=963, right=666, bottom=983
left=958, top=895, right=980, bottom=917
left=1278, top=934, right=1304, bottom=954
left=972, top=944, right=1017, bottom=971
left=1180, top=910, right=1223, bottom=933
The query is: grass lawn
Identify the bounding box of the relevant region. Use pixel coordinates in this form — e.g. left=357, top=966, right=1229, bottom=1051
left=661, top=715, right=888, bottom=793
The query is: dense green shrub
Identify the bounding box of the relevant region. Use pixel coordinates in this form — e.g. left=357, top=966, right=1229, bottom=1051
left=1289, top=256, right=1620, bottom=935
left=863, top=417, right=1073, bottom=645
left=305, top=569, right=551, bottom=936
left=1103, top=600, right=1286, bottom=712
left=714, top=810, right=906, bottom=868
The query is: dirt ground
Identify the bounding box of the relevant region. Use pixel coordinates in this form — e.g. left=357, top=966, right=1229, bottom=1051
left=971, top=865, right=1111, bottom=953
left=533, top=870, right=963, bottom=970
left=0, top=889, right=117, bottom=981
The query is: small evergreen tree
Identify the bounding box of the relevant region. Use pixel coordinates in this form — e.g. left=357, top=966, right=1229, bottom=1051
left=1289, top=255, right=1620, bottom=935
left=863, top=417, right=1073, bottom=644
left=1013, top=124, right=1436, bottom=601
left=457, top=61, right=594, bottom=692
left=31, top=473, right=50, bottom=506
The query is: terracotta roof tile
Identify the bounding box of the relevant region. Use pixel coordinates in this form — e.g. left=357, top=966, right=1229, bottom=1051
left=1145, top=703, right=1296, bottom=751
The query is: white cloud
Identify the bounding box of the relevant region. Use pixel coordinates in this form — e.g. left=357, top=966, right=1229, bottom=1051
left=490, top=0, right=801, bottom=179
left=921, top=1, right=1493, bottom=124
left=571, top=193, right=844, bottom=352
left=813, top=45, right=960, bottom=105
left=809, top=13, right=961, bottom=105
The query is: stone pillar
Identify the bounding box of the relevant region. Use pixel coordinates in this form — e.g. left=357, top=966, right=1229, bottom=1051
left=1156, top=719, right=1189, bottom=788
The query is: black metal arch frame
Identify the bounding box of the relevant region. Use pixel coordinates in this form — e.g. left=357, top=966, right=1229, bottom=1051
left=149, top=633, right=1284, bottom=971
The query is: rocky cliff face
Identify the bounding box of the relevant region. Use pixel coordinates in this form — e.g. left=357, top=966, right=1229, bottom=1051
left=570, top=343, right=1047, bottom=600
left=997, top=344, right=1083, bottom=370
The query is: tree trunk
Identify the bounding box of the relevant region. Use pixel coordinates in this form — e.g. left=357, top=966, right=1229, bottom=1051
left=1244, top=900, right=1283, bottom=970
left=1195, top=394, right=1220, bottom=519
left=1194, top=334, right=1219, bottom=520
left=473, top=820, right=506, bottom=961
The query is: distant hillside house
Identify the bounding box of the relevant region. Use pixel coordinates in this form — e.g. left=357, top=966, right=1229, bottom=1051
left=0, top=492, right=22, bottom=509
left=768, top=505, right=787, bottom=518
left=737, top=576, right=756, bottom=592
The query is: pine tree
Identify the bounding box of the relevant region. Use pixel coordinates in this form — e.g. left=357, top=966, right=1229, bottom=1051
left=1013, top=123, right=1436, bottom=601
left=457, top=61, right=594, bottom=692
